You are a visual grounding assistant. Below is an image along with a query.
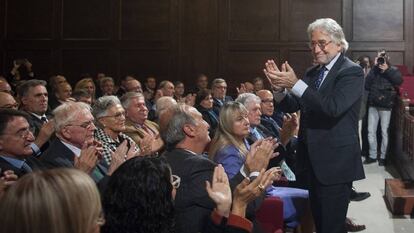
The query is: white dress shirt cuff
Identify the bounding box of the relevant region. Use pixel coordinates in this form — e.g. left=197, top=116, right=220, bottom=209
left=291, top=80, right=308, bottom=97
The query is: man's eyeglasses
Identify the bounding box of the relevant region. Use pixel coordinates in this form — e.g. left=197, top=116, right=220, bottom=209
left=0, top=102, right=19, bottom=109
left=66, top=120, right=95, bottom=130
left=1, top=127, right=34, bottom=139
left=172, top=174, right=181, bottom=189
left=308, top=40, right=332, bottom=50
left=261, top=99, right=273, bottom=104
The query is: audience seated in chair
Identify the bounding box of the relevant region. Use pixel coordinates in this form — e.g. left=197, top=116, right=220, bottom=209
left=121, top=92, right=164, bottom=155
left=160, top=103, right=278, bottom=233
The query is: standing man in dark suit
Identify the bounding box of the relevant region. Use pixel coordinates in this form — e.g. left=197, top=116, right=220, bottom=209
left=18, top=79, right=55, bottom=155
left=264, top=18, right=365, bottom=233
left=0, top=109, right=43, bottom=177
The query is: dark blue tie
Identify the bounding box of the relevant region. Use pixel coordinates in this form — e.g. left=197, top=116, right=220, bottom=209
left=315, top=66, right=326, bottom=89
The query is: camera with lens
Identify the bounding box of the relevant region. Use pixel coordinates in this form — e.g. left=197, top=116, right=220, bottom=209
left=377, top=52, right=387, bottom=65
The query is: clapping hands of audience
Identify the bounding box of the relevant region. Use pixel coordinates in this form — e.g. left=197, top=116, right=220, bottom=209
left=0, top=170, right=18, bottom=198
left=206, top=164, right=232, bottom=218
left=108, top=140, right=139, bottom=175
left=74, top=140, right=103, bottom=174
left=232, top=168, right=277, bottom=217
left=236, top=83, right=247, bottom=96
left=245, top=138, right=279, bottom=174
left=138, top=130, right=154, bottom=156
left=279, top=113, right=299, bottom=146
left=34, top=119, right=55, bottom=148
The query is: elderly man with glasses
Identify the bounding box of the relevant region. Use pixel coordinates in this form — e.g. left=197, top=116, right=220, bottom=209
left=0, top=109, right=44, bottom=177
left=41, top=102, right=127, bottom=182
left=264, top=18, right=365, bottom=233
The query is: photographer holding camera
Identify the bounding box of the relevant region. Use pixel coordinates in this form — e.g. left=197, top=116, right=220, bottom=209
left=364, top=50, right=403, bottom=166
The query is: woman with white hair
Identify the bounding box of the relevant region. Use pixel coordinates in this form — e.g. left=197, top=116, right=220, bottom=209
left=92, top=95, right=143, bottom=168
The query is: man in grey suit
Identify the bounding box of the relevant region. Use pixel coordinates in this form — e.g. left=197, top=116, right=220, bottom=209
left=264, top=18, right=365, bottom=233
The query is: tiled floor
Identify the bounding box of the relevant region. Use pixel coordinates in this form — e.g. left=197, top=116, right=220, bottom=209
left=348, top=161, right=414, bottom=233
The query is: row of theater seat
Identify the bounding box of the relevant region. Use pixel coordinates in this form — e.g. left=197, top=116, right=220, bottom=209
left=395, top=65, right=414, bottom=105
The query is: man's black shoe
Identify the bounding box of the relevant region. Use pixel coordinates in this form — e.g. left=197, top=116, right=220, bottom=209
left=363, top=157, right=376, bottom=164
left=345, top=218, right=366, bottom=232
left=350, top=189, right=371, bottom=202
left=378, top=159, right=386, bottom=166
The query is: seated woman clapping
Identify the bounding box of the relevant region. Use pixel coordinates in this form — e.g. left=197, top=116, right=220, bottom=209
left=209, top=102, right=311, bottom=231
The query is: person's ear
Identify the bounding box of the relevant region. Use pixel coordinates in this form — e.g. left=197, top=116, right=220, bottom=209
left=60, top=127, right=72, bottom=140
left=182, top=124, right=196, bottom=137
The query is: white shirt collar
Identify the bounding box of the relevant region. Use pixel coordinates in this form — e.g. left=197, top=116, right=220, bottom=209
left=30, top=112, right=47, bottom=121
left=61, top=140, right=81, bottom=157
left=324, top=53, right=341, bottom=71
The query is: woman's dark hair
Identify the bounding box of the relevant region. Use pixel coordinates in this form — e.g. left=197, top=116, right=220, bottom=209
left=195, top=89, right=212, bottom=107
left=101, top=156, right=175, bottom=233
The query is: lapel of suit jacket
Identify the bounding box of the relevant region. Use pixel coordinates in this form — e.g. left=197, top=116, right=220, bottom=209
left=318, top=54, right=345, bottom=92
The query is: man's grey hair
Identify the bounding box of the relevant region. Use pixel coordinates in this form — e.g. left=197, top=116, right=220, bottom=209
left=211, top=78, right=226, bottom=88
left=17, top=79, right=47, bottom=97
left=161, top=104, right=197, bottom=148
left=92, top=95, right=121, bottom=119
left=53, top=102, right=92, bottom=132
left=156, top=96, right=177, bottom=116
left=235, top=93, right=261, bottom=109
left=307, top=18, right=349, bottom=52
left=120, top=92, right=144, bottom=109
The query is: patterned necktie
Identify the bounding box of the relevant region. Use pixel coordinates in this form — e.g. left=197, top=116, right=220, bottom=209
left=315, top=66, right=327, bottom=89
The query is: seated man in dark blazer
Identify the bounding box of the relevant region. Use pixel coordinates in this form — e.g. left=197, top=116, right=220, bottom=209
left=18, top=79, right=55, bottom=155
left=211, top=78, right=233, bottom=115
left=0, top=109, right=44, bottom=178
left=159, top=104, right=274, bottom=233
left=40, top=102, right=125, bottom=183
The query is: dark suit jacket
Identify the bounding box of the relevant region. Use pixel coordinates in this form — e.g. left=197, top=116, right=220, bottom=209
left=0, top=156, right=44, bottom=178
left=213, top=96, right=234, bottom=115
left=41, top=138, right=108, bottom=183
left=260, top=116, right=280, bottom=139
left=164, top=148, right=263, bottom=233
left=26, top=112, right=53, bottom=153
left=197, top=106, right=219, bottom=138
left=246, top=124, right=295, bottom=171
left=277, top=54, right=365, bottom=186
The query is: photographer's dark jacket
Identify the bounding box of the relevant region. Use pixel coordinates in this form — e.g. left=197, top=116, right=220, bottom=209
left=365, top=65, right=403, bottom=109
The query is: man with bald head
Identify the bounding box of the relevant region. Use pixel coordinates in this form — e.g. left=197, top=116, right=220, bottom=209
left=0, top=92, right=18, bottom=109
left=256, top=90, right=281, bottom=138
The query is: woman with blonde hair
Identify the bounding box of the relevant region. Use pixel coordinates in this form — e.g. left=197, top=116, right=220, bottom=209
left=75, top=78, right=96, bottom=102
left=0, top=168, right=104, bottom=233
left=209, top=102, right=312, bottom=232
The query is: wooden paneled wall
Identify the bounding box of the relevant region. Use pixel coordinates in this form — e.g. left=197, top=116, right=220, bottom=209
left=0, top=0, right=412, bottom=90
